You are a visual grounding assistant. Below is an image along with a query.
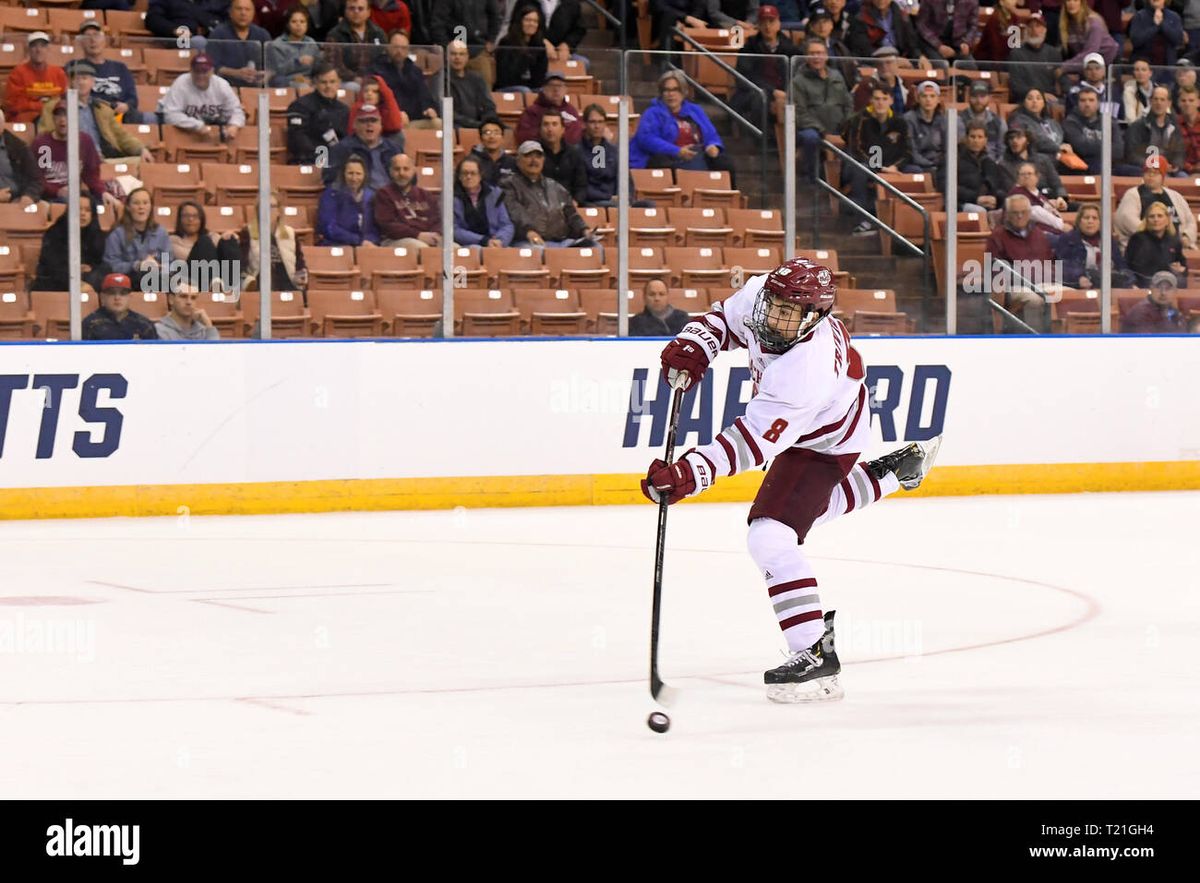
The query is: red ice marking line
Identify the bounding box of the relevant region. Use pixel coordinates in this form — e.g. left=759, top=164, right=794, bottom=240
left=235, top=697, right=312, bottom=717
left=0, top=560, right=1102, bottom=708
left=0, top=596, right=100, bottom=606
left=87, top=580, right=397, bottom=595
left=191, top=599, right=274, bottom=615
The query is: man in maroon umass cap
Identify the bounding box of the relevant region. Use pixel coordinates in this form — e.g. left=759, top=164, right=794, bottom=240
left=640, top=256, right=942, bottom=703
left=81, top=274, right=159, bottom=341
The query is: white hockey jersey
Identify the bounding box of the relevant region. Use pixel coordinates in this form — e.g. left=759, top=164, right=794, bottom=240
left=691, top=274, right=870, bottom=478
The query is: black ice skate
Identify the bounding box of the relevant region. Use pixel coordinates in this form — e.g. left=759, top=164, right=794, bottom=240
left=865, top=435, right=943, bottom=490
left=764, top=610, right=844, bottom=703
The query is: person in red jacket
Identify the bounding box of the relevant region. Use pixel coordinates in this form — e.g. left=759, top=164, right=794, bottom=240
left=350, top=75, right=407, bottom=142
left=3, top=32, right=68, bottom=124
left=30, top=98, right=119, bottom=212
left=976, top=0, right=1020, bottom=63
left=984, top=192, right=1055, bottom=331
left=370, top=0, right=411, bottom=35
left=515, top=74, right=583, bottom=146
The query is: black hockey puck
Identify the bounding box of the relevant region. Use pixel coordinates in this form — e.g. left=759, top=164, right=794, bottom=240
left=647, top=711, right=670, bottom=734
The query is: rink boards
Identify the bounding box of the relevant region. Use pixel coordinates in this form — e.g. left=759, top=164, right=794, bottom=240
left=0, top=336, right=1198, bottom=519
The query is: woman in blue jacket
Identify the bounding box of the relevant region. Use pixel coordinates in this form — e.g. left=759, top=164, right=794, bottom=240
left=453, top=156, right=515, bottom=248
left=103, top=187, right=171, bottom=291
left=317, top=155, right=380, bottom=246
left=1053, top=202, right=1134, bottom=289
left=630, top=69, right=736, bottom=184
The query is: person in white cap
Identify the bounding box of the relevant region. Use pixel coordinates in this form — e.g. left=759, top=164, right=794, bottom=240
left=501, top=140, right=595, bottom=248
left=1065, top=52, right=1121, bottom=119
left=901, top=80, right=946, bottom=188
left=1130, top=0, right=1186, bottom=68
left=3, top=32, right=67, bottom=124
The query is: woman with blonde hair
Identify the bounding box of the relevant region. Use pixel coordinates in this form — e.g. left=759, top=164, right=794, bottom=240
left=1125, top=201, right=1188, bottom=287
left=1060, top=0, right=1118, bottom=73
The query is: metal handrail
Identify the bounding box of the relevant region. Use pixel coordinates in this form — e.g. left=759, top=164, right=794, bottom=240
left=671, top=28, right=764, bottom=112
left=814, top=177, right=923, bottom=256
left=987, top=299, right=1038, bottom=334
left=669, top=28, right=770, bottom=207
left=582, top=0, right=622, bottom=30
left=582, top=0, right=626, bottom=80
left=820, top=136, right=932, bottom=295
left=988, top=256, right=1053, bottom=334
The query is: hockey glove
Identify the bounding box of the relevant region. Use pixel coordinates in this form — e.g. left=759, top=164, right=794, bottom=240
left=640, top=450, right=717, bottom=505
left=660, top=320, right=721, bottom=392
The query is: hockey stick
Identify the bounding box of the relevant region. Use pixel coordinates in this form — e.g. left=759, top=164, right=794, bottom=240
left=650, top=373, right=689, bottom=707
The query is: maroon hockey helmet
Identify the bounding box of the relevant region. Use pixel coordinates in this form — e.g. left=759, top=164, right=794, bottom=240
left=750, top=257, right=837, bottom=351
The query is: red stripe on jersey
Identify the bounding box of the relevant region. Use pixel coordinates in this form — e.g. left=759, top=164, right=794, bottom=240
left=767, top=577, right=818, bottom=598
left=832, top=318, right=851, bottom=351
left=701, top=313, right=727, bottom=343
left=798, top=383, right=864, bottom=445
left=694, top=449, right=718, bottom=479
left=866, top=467, right=882, bottom=501
left=734, top=417, right=764, bottom=465
left=706, top=308, right=736, bottom=350
left=837, top=385, right=868, bottom=446
left=839, top=478, right=855, bottom=514
left=780, top=609, right=824, bottom=630
left=716, top=434, right=737, bottom=476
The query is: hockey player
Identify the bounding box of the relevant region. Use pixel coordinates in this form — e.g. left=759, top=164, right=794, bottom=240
left=640, top=257, right=941, bottom=703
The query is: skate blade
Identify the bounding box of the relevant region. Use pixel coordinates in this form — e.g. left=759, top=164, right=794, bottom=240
left=766, top=675, right=844, bottom=704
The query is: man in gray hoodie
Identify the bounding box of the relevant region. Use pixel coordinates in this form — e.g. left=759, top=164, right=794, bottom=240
left=155, top=288, right=221, bottom=340
left=902, top=80, right=946, bottom=189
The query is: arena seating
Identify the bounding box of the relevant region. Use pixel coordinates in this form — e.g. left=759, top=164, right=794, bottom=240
left=2, top=0, right=1193, bottom=340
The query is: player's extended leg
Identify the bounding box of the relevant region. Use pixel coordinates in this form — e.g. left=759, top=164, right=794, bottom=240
left=812, top=436, right=943, bottom=530
left=746, top=438, right=943, bottom=703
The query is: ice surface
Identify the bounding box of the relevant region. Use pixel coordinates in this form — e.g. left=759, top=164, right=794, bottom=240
left=1, top=491, right=1197, bottom=798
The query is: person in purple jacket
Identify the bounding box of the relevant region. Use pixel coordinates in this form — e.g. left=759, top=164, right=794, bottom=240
left=1058, top=0, right=1119, bottom=73
left=629, top=69, right=735, bottom=185
left=915, top=0, right=979, bottom=66
left=317, top=155, right=380, bottom=246
left=452, top=155, right=514, bottom=247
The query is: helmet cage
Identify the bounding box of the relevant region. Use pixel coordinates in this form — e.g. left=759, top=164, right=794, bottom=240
left=749, top=288, right=831, bottom=352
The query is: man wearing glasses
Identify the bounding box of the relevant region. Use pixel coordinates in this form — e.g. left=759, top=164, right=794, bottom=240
left=156, top=287, right=221, bottom=340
